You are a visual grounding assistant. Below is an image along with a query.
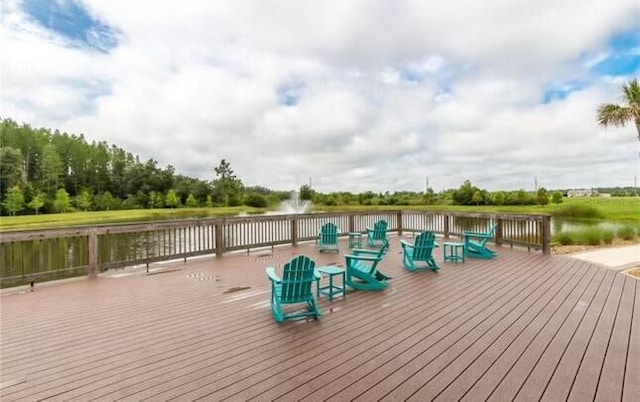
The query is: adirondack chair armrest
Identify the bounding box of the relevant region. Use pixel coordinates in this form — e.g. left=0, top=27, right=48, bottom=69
left=265, top=267, right=281, bottom=283
left=313, top=269, right=322, bottom=280
left=400, top=239, right=414, bottom=249
left=464, top=231, right=493, bottom=238
left=318, top=227, right=341, bottom=236
left=351, top=248, right=380, bottom=256
left=346, top=254, right=382, bottom=262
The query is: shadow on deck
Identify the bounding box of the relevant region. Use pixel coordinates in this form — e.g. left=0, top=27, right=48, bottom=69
left=1, top=236, right=638, bottom=401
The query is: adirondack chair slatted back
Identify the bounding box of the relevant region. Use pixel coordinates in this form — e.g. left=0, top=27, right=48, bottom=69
left=464, top=223, right=498, bottom=259
left=281, top=256, right=316, bottom=303
left=320, top=222, right=338, bottom=245
left=413, top=231, right=436, bottom=260
left=480, top=223, right=497, bottom=245
left=371, top=220, right=388, bottom=240
left=377, top=238, right=390, bottom=258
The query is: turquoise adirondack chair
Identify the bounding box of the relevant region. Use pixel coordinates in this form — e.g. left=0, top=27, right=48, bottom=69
left=345, top=238, right=391, bottom=291
left=464, top=223, right=498, bottom=259
left=401, top=231, right=440, bottom=271
left=265, top=255, right=322, bottom=323
left=318, top=222, right=339, bottom=253
left=366, top=219, right=389, bottom=248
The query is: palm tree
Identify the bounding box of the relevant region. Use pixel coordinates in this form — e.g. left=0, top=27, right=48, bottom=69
left=597, top=78, right=640, bottom=141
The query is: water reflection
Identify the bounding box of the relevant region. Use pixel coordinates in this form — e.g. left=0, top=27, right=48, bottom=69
left=552, top=218, right=629, bottom=234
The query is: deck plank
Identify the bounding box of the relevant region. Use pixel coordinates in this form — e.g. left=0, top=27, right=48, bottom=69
left=537, top=271, right=623, bottom=401
left=567, top=273, right=627, bottom=401
left=595, top=277, right=636, bottom=401
left=622, top=280, right=640, bottom=402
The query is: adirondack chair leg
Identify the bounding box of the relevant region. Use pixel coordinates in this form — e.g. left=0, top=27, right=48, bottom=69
left=271, top=298, right=285, bottom=323
left=307, top=298, right=321, bottom=319
left=464, top=240, right=497, bottom=259
left=465, top=247, right=497, bottom=259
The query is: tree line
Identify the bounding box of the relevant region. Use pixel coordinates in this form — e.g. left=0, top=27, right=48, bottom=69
left=0, top=118, right=269, bottom=215
left=1, top=118, right=635, bottom=216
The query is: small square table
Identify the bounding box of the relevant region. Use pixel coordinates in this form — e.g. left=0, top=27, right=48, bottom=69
left=443, top=242, right=465, bottom=264
left=316, top=266, right=346, bottom=301
left=348, top=232, right=363, bottom=249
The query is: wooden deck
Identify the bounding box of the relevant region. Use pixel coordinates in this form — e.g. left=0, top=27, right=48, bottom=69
left=1, top=236, right=638, bottom=401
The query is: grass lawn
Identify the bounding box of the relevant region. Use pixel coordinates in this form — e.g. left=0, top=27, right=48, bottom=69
left=0, top=207, right=262, bottom=231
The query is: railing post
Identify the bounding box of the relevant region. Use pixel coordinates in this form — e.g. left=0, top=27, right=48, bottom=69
left=291, top=217, right=298, bottom=247
left=88, top=228, right=98, bottom=277
left=397, top=211, right=403, bottom=236
left=348, top=214, right=355, bottom=233
left=444, top=213, right=450, bottom=238
left=495, top=217, right=503, bottom=246
left=215, top=220, right=224, bottom=258
left=542, top=215, right=552, bottom=255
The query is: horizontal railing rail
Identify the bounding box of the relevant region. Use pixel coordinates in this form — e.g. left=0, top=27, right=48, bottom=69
left=0, top=211, right=550, bottom=287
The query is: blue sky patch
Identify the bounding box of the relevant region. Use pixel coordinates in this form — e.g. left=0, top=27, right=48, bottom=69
left=591, top=54, right=640, bottom=76
left=542, top=81, right=586, bottom=103
left=543, top=29, right=639, bottom=103
left=399, top=69, right=424, bottom=83
left=608, top=30, right=640, bottom=53
left=277, top=80, right=304, bottom=106
left=22, top=0, right=118, bottom=52
left=588, top=29, right=640, bottom=77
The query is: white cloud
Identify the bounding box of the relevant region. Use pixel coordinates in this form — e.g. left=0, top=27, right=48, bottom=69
left=1, top=0, right=639, bottom=192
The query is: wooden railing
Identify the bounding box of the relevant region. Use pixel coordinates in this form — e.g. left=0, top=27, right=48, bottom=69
left=0, top=211, right=551, bottom=287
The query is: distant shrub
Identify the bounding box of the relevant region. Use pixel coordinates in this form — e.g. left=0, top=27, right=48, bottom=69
left=552, top=204, right=604, bottom=219
left=602, top=230, right=615, bottom=245
left=551, top=191, right=563, bottom=204
left=617, top=225, right=637, bottom=241
left=185, top=194, right=198, bottom=208
left=555, top=232, right=573, bottom=245
left=581, top=229, right=602, bottom=246
left=227, top=194, right=243, bottom=207
left=244, top=193, right=267, bottom=208
left=556, top=228, right=614, bottom=246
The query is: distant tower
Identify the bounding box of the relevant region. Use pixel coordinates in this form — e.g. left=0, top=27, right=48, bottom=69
left=534, top=176, right=538, bottom=192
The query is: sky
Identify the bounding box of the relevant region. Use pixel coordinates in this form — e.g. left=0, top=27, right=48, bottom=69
left=1, top=0, right=639, bottom=193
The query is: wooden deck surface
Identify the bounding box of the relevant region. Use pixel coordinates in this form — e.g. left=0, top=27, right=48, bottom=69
left=1, top=236, right=638, bottom=401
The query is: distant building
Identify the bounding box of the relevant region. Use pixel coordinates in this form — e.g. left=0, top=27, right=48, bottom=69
left=567, top=189, right=597, bottom=197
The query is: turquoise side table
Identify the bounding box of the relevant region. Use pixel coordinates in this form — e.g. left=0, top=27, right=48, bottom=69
left=443, top=242, right=465, bottom=264
left=348, top=232, right=362, bottom=249
left=316, top=266, right=346, bottom=301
